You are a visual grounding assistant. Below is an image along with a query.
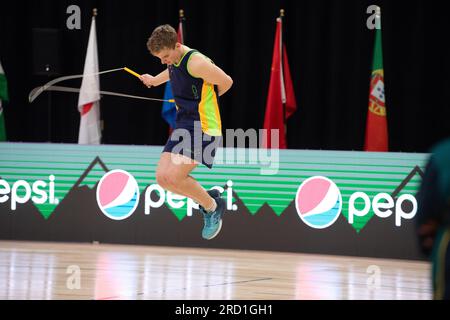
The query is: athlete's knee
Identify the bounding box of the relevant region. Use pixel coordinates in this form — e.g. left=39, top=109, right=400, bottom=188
left=156, top=169, right=180, bottom=190
left=156, top=170, right=171, bottom=189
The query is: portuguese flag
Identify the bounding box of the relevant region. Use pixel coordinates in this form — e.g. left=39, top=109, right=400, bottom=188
left=364, top=18, right=388, bottom=152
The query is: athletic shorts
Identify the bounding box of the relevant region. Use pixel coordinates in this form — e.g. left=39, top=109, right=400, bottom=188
left=163, top=127, right=222, bottom=169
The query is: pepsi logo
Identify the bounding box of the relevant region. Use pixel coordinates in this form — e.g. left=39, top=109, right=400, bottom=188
left=96, top=170, right=140, bottom=220
left=295, top=176, right=342, bottom=229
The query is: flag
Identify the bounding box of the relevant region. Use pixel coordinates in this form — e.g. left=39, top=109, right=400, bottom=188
left=78, top=14, right=101, bottom=145
left=263, top=17, right=297, bottom=149
left=161, top=12, right=185, bottom=130
left=0, top=61, right=8, bottom=142
left=161, top=81, right=176, bottom=129
left=364, top=9, right=388, bottom=151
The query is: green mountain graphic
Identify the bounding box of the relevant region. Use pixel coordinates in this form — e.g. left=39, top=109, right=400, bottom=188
left=341, top=166, right=424, bottom=232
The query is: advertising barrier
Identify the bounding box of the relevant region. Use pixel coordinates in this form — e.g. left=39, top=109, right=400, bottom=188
left=0, top=143, right=428, bottom=260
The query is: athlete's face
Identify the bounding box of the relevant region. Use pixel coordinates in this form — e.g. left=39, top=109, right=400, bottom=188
left=154, top=43, right=182, bottom=65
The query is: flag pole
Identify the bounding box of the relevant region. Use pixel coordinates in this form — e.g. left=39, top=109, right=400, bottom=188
left=280, top=9, right=287, bottom=145
left=375, top=6, right=381, bottom=30
left=179, top=9, right=185, bottom=43
left=92, top=8, right=103, bottom=133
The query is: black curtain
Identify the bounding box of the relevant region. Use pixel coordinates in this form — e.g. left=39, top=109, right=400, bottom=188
left=1, top=0, right=449, bottom=152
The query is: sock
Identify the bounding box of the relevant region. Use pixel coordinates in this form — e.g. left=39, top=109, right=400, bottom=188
left=204, top=197, right=217, bottom=213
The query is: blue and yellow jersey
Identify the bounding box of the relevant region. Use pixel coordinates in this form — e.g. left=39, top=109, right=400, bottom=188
left=168, top=49, right=222, bottom=137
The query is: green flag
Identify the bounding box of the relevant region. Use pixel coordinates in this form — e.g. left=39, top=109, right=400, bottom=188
left=0, top=61, right=8, bottom=141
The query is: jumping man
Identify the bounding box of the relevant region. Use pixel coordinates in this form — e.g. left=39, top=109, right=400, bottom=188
left=140, top=24, right=233, bottom=240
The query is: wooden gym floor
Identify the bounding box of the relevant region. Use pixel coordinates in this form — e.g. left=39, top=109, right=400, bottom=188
left=0, top=241, right=431, bottom=300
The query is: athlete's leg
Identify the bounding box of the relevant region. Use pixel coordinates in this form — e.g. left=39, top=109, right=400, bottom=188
left=156, top=152, right=215, bottom=210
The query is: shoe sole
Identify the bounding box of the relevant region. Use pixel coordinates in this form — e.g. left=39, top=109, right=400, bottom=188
left=204, top=219, right=222, bottom=240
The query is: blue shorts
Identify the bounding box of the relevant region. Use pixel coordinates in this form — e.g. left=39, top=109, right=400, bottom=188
left=163, top=128, right=222, bottom=169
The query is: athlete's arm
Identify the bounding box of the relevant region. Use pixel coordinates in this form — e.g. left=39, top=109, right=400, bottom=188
left=188, top=55, right=233, bottom=96
left=140, top=69, right=169, bottom=88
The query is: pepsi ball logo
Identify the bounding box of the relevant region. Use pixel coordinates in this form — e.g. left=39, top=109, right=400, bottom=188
left=96, top=170, right=140, bottom=220
left=295, top=176, right=342, bottom=229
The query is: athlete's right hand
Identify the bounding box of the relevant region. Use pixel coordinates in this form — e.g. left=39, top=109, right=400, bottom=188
left=140, top=74, right=156, bottom=88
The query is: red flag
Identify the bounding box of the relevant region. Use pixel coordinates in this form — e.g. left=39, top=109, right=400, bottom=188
left=177, top=15, right=184, bottom=43
left=283, top=45, right=297, bottom=118
left=263, top=18, right=297, bottom=149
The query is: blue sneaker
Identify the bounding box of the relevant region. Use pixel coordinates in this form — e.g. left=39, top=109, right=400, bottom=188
left=205, top=189, right=220, bottom=199
left=200, top=190, right=225, bottom=240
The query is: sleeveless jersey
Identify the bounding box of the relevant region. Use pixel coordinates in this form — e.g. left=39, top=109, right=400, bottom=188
left=168, top=49, right=222, bottom=136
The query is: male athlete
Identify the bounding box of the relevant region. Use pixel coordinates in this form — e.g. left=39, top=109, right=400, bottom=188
left=140, top=24, right=233, bottom=240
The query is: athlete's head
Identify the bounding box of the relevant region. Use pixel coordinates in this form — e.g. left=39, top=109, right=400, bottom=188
left=147, top=24, right=182, bottom=65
